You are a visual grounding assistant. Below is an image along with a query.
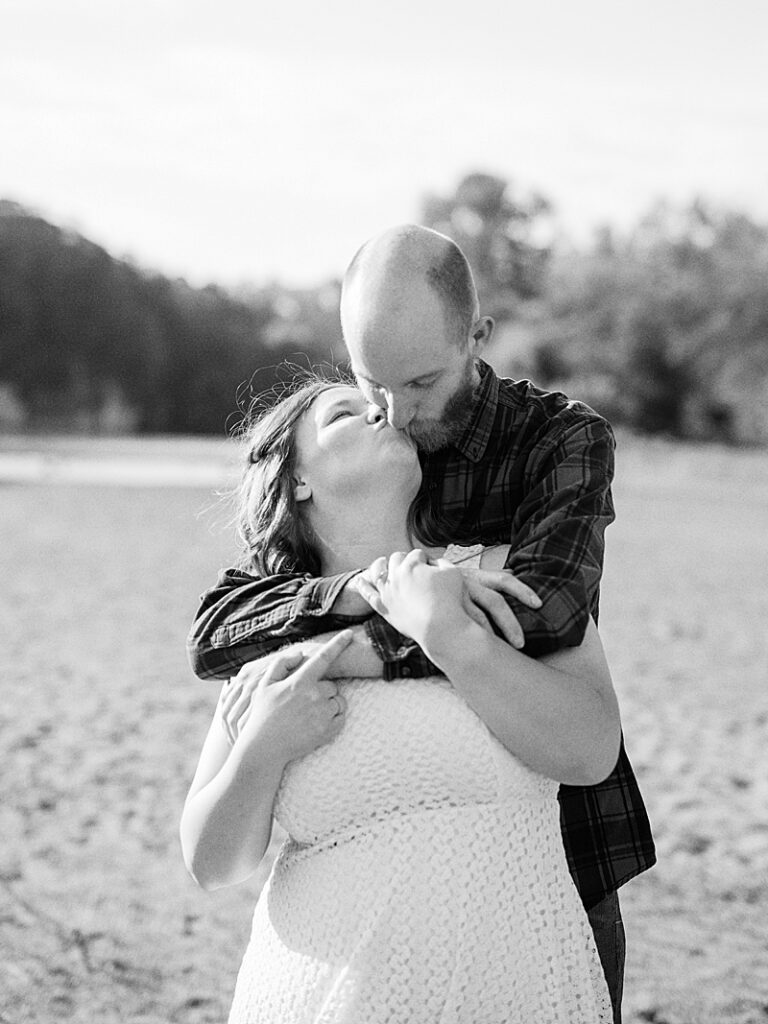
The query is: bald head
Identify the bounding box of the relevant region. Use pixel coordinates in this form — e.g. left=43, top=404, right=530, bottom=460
left=341, top=224, right=479, bottom=349
left=337, top=225, right=492, bottom=449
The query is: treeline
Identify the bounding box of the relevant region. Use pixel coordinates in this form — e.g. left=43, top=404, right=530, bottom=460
left=1, top=179, right=767, bottom=442
left=421, top=174, right=768, bottom=445
left=0, top=200, right=335, bottom=434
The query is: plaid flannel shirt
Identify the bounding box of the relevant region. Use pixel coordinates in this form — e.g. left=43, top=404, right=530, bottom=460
left=187, top=360, right=655, bottom=908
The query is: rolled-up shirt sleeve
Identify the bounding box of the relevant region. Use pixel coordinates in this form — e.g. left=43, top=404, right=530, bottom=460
left=363, top=617, right=441, bottom=680
left=187, top=568, right=366, bottom=679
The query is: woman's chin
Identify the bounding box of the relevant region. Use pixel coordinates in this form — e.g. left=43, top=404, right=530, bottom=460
left=380, top=428, right=418, bottom=458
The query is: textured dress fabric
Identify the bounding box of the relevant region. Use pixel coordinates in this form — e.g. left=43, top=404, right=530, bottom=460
left=227, top=547, right=612, bottom=1024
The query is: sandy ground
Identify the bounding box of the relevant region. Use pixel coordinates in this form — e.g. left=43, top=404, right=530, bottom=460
left=1, top=432, right=767, bottom=1023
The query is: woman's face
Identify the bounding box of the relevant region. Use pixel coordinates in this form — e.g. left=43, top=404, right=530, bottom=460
left=293, top=385, right=421, bottom=505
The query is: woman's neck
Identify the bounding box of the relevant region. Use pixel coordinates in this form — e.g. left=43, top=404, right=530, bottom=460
left=312, top=502, right=414, bottom=576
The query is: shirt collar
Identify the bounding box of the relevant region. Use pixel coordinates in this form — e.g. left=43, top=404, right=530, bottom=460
left=452, top=358, right=499, bottom=463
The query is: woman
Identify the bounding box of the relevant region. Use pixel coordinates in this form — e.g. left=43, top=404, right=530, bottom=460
left=180, top=379, right=619, bottom=1023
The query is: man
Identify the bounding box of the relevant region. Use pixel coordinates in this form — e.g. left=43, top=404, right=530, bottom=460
left=188, top=224, right=655, bottom=1021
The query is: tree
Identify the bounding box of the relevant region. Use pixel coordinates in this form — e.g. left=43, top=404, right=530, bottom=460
left=0, top=202, right=279, bottom=433
left=421, top=172, right=554, bottom=314
left=523, top=199, right=768, bottom=441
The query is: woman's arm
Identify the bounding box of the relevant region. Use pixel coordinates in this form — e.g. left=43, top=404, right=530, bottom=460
left=180, top=701, right=285, bottom=890
left=180, top=633, right=353, bottom=890
left=369, top=551, right=621, bottom=787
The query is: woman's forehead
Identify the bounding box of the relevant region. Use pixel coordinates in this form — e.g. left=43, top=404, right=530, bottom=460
left=311, top=384, right=365, bottom=413
left=295, top=386, right=363, bottom=449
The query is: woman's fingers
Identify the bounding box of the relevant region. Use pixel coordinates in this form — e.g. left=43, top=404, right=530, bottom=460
left=219, top=678, right=241, bottom=719
left=264, top=648, right=310, bottom=682
left=402, top=548, right=428, bottom=569
left=226, top=683, right=260, bottom=738
left=367, top=555, right=388, bottom=585
left=220, top=649, right=289, bottom=741
left=465, top=578, right=525, bottom=648
left=218, top=680, right=240, bottom=745
left=293, top=630, right=355, bottom=684
left=220, top=649, right=306, bottom=743
left=358, top=555, right=390, bottom=609
left=477, top=569, right=542, bottom=608
left=329, top=690, right=347, bottom=718
left=386, top=550, right=407, bottom=573
left=461, top=589, right=495, bottom=635
left=356, top=579, right=387, bottom=614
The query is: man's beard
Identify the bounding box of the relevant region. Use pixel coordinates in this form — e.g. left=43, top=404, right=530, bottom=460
left=405, top=375, right=478, bottom=454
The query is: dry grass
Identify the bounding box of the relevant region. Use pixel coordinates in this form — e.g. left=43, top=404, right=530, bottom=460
left=0, top=432, right=766, bottom=1024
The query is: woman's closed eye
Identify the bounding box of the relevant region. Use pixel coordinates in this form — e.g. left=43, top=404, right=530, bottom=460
left=327, top=409, right=354, bottom=423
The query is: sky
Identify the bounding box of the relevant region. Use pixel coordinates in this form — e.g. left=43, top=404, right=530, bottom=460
left=2, top=0, right=767, bottom=288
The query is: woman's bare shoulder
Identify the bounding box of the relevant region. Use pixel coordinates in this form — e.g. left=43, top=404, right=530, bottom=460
left=478, top=544, right=510, bottom=571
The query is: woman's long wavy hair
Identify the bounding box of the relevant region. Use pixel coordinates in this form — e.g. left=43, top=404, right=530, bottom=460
left=234, top=374, right=448, bottom=577
left=234, top=376, right=341, bottom=577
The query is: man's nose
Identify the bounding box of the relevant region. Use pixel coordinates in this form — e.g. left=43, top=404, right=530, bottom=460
left=384, top=392, right=414, bottom=431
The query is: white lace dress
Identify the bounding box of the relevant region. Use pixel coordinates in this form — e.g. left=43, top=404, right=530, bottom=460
left=227, top=546, right=612, bottom=1024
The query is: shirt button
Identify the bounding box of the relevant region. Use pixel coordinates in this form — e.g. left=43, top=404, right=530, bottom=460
left=401, top=666, right=412, bottom=677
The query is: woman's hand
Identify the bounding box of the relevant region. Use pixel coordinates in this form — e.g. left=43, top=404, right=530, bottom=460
left=359, top=550, right=471, bottom=654
left=220, top=630, right=354, bottom=766
left=453, top=566, right=540, bottom=649
left=357, top=549, right=541, bottom=650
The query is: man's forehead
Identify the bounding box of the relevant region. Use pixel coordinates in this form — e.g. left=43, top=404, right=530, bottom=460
left=351, top=353, right=443, bottom=390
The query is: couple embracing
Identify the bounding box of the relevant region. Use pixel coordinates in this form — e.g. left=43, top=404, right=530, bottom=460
left=180, top=224, right=655, bottom=1023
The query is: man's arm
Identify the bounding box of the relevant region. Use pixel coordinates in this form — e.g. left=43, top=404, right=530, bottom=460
left=499, top=409, right=615, bottom=658
left=187, top=568, right=368, bottom=679
left=187, top=565, right=433, bottom=681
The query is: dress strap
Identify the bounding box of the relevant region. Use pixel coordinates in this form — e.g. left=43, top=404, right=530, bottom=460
left=442, top=543, right=484, bottom=569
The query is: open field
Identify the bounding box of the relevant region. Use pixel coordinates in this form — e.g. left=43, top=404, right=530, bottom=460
left=1, top=432, right=767, bottom=1023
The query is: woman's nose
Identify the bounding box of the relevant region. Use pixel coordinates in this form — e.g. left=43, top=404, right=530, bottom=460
left=366, top=403, right=387, bottom=425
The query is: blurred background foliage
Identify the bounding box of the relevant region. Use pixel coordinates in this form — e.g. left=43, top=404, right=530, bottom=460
left=1, top=171, right=767, bottom=443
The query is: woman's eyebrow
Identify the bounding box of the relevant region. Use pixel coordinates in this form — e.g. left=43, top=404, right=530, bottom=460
left=321, top=396, right=362, bottom=417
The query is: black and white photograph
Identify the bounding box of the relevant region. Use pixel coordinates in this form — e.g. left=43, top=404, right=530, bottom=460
left=1, top=2, right=767, bottom=1022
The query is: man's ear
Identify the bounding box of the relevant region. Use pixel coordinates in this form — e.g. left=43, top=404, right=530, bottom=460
left=470, top=315, right=494, bottom=354
left=294, top=478, right=312, bottom=502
